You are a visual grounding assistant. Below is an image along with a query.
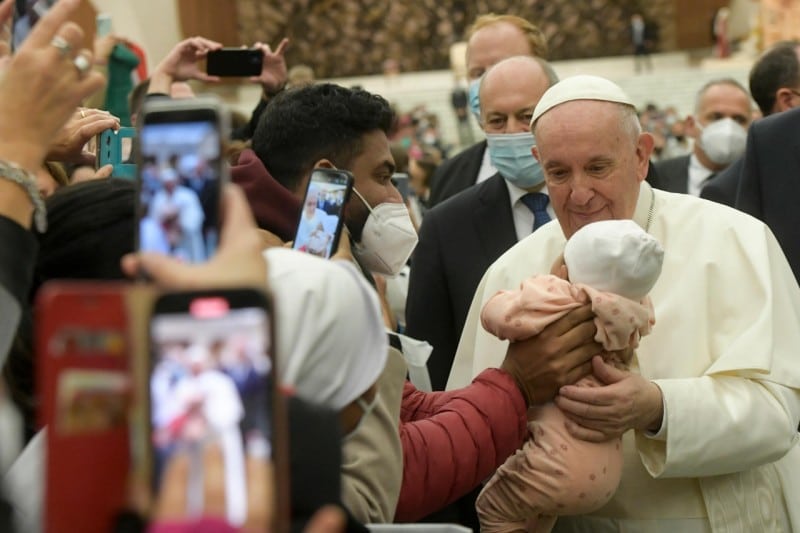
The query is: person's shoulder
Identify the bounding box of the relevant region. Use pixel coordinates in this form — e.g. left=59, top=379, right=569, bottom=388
left=432, top=140, right=486, bottom=176
left=657, top=188, right=765, bottom=229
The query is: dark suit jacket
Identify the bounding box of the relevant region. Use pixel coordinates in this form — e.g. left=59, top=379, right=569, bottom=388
left=652, top=154, right=691, bottom=193
left=735, top=106, right=800, bottom=282
left=428, top=140, right=486, bottom=207
left=700, top=155, right=743, bottom=207
left=405, top=173, right=517, bottom=390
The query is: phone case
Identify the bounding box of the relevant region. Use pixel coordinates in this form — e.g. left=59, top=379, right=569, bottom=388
left=36, top=281, right=132, bottom=533
left=97, top=127, right=137, bottom=179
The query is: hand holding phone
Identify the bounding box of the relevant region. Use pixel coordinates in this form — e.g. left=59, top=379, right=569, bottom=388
left=293, top=169, right=354, bottom=259
left=136, top=96, right=228, bottom=264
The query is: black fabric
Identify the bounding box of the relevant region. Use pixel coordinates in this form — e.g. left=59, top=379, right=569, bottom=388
left=0, top=215, right=38, bottom=308
left=33, top=179, right=136, bottom=296
left=287, top=396, right=369, bottom=532
left=701, top=156, right=743, bottom=207
left=406, top=173, right=516, bottom=391
left=427, top=140, right=486, bottom=207
left=652, top=154, right=691, bottom=194
left=735, top=106, right=800, bottom=282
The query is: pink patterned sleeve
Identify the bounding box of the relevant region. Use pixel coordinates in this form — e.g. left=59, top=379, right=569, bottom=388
left=480, top=274, right=584, bottom=341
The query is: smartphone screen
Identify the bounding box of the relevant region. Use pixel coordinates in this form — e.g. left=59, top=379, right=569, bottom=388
left=206, top=48, right=263, bottom=77
left=293, top=169, right=354, bottom=258
left=137, top=101, right=224, bottom=263
left=149, top=290, right=274, bottom=526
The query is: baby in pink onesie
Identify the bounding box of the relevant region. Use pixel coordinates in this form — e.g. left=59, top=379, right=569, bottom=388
left=475, top=219, right=664, bottom=533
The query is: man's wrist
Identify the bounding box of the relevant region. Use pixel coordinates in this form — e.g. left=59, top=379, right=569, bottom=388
left=500, top=359, right=534, bottom=407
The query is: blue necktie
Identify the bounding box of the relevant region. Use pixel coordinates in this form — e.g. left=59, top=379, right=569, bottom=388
left=521, top=192, right=551, bottom=232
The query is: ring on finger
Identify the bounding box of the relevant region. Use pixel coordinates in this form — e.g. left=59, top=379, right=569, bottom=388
left=73, top=54, right=91, bottom=77
left=50, top=35, right=72, bottom=58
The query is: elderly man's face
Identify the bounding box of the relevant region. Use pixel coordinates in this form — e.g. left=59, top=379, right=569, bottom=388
left=533, top=101, right=652, bottom=239
left=479, top=59, right=550, bottom=134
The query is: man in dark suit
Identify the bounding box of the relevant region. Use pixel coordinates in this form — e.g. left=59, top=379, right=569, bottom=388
left=702, top=40, right=800, bottom=206
left=428, top=14, right=548, bottom=207
left=654, top=78, right=751, bottom=196
left=735, top=106, right=800, bottom=282
left=406, top=56, right=556, bottom=393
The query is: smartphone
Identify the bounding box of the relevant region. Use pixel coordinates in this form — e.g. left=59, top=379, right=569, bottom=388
left=96, top=13, right=113, bottom=38
left=391, top=172, right=411, bottom=202
left=136, top=97, right=228, bottom=263
left=206, top=48, right=263, bottom=77
left=97, top=127, right=137, bottom=179
left=148, top=289, right=286, bottom=529
left=36, top=281, right=132, bottom=533
left=293, top=168, right=354, bottom=259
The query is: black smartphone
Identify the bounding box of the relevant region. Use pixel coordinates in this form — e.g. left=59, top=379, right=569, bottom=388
left=391, top=172, right=411, bottom=202
left=293, top=168, right=354, bottom=258
left=136, top=97, right=228, bottom=263
left=206, top=48, right=263, bottom=77
left=148, top=288, right=287, bottom=529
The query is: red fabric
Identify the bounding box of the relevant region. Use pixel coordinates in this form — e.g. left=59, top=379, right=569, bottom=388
left=394, top=368, right=528, bottom=522
left=230, top=149, right=302, bottom=242
left=124, top=40, right=148, bottom=82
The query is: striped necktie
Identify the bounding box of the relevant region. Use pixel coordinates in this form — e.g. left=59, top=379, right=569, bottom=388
left=521, top=192, right=551, bottom=232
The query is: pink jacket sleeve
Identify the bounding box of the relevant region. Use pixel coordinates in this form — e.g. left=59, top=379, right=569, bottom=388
left=394, top=368, right=528, bottom=522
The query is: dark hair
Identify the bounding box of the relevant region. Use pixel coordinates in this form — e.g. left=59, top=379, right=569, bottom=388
left=749, top=41, right=800, bottom=116
left=252, top=83, right=394, bottom=193
left=34, top=178, right=136, bottom=293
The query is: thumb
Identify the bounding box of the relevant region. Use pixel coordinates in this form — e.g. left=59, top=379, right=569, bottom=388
left=592, top=355, right=626, bottom=385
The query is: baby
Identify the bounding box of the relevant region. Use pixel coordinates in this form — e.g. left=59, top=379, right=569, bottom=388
left=476, top=219, right=664, bottom=533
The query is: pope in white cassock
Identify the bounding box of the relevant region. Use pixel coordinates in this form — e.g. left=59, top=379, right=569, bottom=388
left=447, top=75, right=800, bottom=532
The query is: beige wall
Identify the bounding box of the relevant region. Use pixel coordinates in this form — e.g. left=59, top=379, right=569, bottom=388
left=89, top=0, right=181, bottom=74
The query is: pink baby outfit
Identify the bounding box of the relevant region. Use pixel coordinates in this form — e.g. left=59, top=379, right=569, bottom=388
left=477, top=219, right=663, bottom=532
left=476, top=274, right=655, bottom=532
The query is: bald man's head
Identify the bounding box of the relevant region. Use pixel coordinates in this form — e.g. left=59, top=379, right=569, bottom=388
left=479, top=56, right=557, bottom=133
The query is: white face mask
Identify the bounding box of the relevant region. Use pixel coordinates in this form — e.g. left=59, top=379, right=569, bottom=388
left=698, top=117, right=747, bottom=166
left=351, top=188, right=418, bottom=276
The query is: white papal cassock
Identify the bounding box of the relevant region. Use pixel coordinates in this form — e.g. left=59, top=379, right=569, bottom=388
left=448, top=182, right=800, bottom=532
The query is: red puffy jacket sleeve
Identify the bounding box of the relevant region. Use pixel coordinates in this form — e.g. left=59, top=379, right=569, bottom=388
left=394, top=368, right=528, bottom=522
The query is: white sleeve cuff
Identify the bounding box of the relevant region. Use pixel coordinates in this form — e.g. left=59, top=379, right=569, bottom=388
left=643, top=384, right=668, bottom=441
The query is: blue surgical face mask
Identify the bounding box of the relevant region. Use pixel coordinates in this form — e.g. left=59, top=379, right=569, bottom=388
left=468, top=78, right=481, bottom=123
left=486, top=132, right=545, bottom=189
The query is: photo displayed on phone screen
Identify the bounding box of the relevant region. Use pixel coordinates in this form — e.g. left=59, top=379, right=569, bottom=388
left=293, top=170, right=352, bottom=258
left=149, top=297, right=272, bottom=526
left=138, top=121, right=221, bottom=262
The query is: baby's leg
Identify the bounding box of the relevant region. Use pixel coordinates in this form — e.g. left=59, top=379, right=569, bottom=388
left=476, top=403, right=623, bottom=532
